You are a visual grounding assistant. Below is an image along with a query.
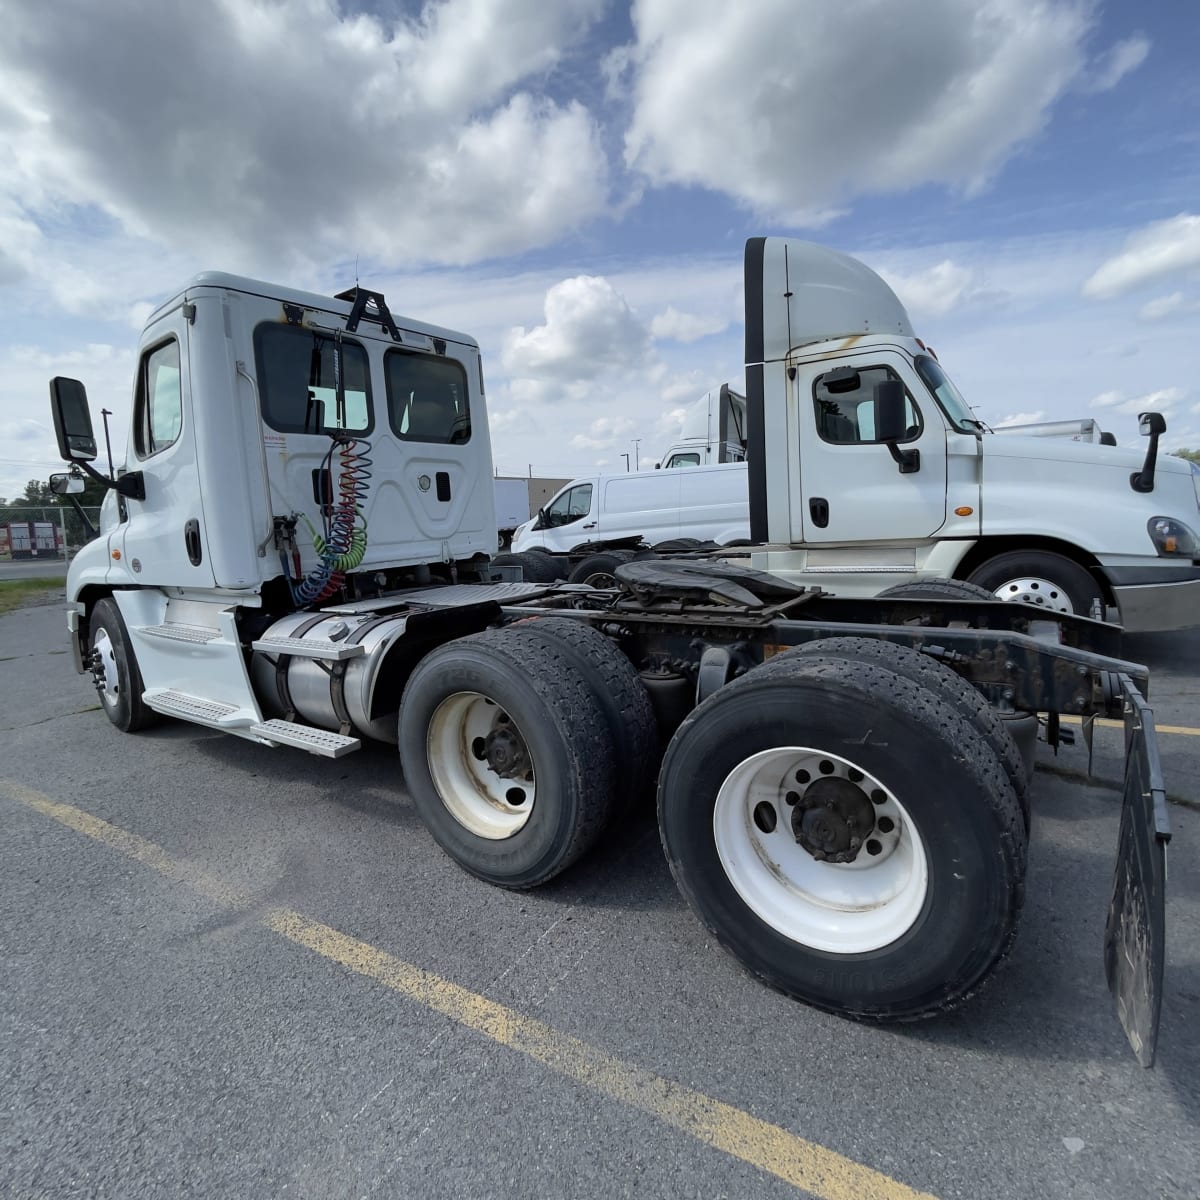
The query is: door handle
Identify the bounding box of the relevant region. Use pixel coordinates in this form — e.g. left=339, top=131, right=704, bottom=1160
left=582, top=522, right=596, bottom=528
left=809, top=498, right=829, bottom=529
left=184, top=518, right=203, bottom=566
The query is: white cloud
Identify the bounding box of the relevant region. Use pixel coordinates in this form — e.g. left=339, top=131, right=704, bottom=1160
left=0, top=0, right=609, bottom=275
left=1078, top=34, right=1150, bottom=94
left=995, top=411, right=1046, bottom=427
left=1138, top=292, right=1194, bottom=321
left=649, top=306, right=729, bottom=343
left=878, top=260, right=977, bottom=318
left=619, top=0, right=1091, bottom=222
left=1090, top=390, right=1124, bottom=409
left=1082, top=214, right=1200, bottom=299
left=501, top=275, right=652, bottom=396
left=570, top=415, right=635, bottom=450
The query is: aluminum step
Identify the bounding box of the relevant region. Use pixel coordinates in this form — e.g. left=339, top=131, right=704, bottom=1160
left=138, top=623, right=222, bottom=644
left=143, top=689, right=249, bottom=726
left=251, top=636, right=365, bottom=661
left=250, top=720, right=361, bottom=758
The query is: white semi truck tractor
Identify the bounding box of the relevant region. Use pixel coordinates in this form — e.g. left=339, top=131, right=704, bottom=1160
left=46, top=243, right=1170, bottom=1064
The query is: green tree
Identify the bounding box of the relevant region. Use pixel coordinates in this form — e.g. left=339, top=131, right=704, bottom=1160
left=1171, top=448, right=1200, bottom=465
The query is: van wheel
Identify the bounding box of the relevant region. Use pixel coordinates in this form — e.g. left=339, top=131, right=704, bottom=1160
left=568, top=550, right=635, bottom=587
left=398, top=630, right=616, bottom=888
left=967, top=552, right=1102, bottom=616
left=88, top=598, right=156, bottom=733
left=506, top=617, right=659, bottom=809
left=779, top=637, right=1030, bottom=831
left=657, top=651, right=1026, bottom=1019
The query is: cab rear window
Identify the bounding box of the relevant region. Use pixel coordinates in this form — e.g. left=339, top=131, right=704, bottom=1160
left=385, top=349, right=471, bottom=444
left=255, top=325, right=372, bottom=434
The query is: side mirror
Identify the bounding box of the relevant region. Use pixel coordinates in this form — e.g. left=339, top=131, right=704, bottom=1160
left=49, top=472, right=85, bottom=496
left=1131, top=411, right=1166, bottom=493
left=50, top=377, right=98, bottom=462
left=1099, top=431, right=1117, bottom=447
left=534, top=507, right=548, bottom=530
left=874, top=379, right=920, bottom=474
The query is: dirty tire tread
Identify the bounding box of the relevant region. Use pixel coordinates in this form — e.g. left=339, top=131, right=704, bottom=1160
left=658, top=652, right=1026, bottom=1021
left=782, top=636, right=1031, bottom=833
left=399, top=629, right=616, bottom=888
left=506, top=617, right=659, bottom=810
left=877, top=578, right=998, bottom=603
left=510, top=551, right=563, bottom=582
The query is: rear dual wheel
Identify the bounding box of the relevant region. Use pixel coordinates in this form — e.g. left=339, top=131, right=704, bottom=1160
left=657, top=644, right=1027, bottom=1019
left=399, top=625, right=653, bottom=887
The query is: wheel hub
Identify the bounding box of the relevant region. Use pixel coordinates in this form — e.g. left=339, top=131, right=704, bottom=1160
left=89, top=633, right=118, bottom=704
left=990, top=576, right=1073, bottom=614
left=791, top=777, right=876, bottom=862
left=484, top=725, right=531, bottom=779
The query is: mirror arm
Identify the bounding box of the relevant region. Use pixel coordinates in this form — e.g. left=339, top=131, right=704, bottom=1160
left=76, top=458, right=146, bottom=501
left=886, top=443, right=921, bottom=474
left=1130, top=432, right=1159, bottom=494
left=65, top=494, right=99, bottom=540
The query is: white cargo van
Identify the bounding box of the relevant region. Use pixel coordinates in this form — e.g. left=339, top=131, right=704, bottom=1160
left=511, top=461, right=749, bottom=553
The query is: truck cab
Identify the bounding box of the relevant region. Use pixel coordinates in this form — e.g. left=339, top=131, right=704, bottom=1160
left=742, top=238, right=1200, bottom=630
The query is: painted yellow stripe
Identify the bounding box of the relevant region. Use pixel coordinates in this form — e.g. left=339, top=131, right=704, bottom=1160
left=1059, top=715, right=1200, bottom=737
left=2, top=779, right=935, bottom=1200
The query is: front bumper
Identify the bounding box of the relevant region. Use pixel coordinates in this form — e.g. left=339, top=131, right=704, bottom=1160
left=1111, top=576, right=1200, bottom=632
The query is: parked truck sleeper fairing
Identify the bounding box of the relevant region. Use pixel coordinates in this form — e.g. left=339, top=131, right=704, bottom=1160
left=48, top=254, right=1170, bottom=1065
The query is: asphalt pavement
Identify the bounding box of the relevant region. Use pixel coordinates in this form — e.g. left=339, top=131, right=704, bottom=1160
left=1, top=596, right=1197, bottom=1200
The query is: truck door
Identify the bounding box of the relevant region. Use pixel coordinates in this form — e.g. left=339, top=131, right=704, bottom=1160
left=115, top=308, right=215, bottom=588
left=793, top=355, right=948, bottom=543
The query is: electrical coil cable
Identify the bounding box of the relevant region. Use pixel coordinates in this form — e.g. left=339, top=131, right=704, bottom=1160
left=292, top=436, right=372, bottom=605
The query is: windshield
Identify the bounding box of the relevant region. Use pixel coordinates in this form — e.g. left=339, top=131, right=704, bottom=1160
left=914, top=355, right=978, bottom=434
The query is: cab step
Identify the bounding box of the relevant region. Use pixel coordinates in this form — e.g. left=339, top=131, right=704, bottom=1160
left=138, top=622, right=222, bottom=644
left=249, top=719, right=361, bottom=758
left=142, top=688, right=255, bottom=728
left=251, top=636, right=365, bottom=661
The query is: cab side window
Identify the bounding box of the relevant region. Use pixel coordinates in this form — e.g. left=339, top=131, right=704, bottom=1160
left=545, top=483, right=592, bottom=526
left=812, top=366, right=921, bottom=445
left=664, top=452, right=701, bottom=468
left=133, top=339, right=183, bottom=458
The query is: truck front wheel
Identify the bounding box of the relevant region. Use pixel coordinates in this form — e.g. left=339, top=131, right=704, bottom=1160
left=657, top=651, right=1026, bottom=1020
left=88, top=597, right=155, bottom=733
left=398, top=629, right=617, bottom=888
left=967, top=551, right=1103, bottom=617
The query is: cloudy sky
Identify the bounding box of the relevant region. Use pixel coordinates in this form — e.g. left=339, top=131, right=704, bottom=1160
left=1, top=0, right=1197, bottom=497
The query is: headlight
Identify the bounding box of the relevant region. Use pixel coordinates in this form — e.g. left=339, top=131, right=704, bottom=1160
left=1147, top=516, right=1200, bottom=557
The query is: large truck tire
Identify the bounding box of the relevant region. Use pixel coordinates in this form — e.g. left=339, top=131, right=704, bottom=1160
left=966, top=551, right=1103, bottom=616
left=567, top=549, right=635, bottom=587
left=398, top=629, right=616, bottom=888
left=87, top=597, right=156, bottom=733
left=781, top=636, right=1031, bottom=831
left=657, top=650, right=1026, bottom=1021
left=877, top=578, right=997, bottom=603
left=506, top=617, right=659, bottom=810
left=492, top=551, right=563, bottom=583
left=523, top=548, right=570, bottom=580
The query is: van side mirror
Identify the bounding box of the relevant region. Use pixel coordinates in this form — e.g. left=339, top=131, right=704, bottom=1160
left=49, top=472, right=85, bottom=496
left=50, top=377, right=98, bottom=462
left=1131, top=411, right=1166, bottom=493
left=874, top=379, right=920, bottom=474
left=534, top=506, right=548, bottom=530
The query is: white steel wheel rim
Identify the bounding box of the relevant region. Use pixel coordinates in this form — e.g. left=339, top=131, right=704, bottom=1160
left=427, top=691, right=536, bottom=839
left=990, top=576, right=1073, bottom=613
left=713, top=747, right=928, bottom=954
left=92, top=628, right=120, bottom=707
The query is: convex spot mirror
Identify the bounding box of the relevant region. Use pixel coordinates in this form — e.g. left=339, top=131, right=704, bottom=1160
left=49, top=472, right=85, bottom=496
left=1139, top=412, right=1167, bottom=437
left=50, top=377, right=98, bottom=462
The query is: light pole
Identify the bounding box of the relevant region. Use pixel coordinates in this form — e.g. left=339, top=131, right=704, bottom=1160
left=620, top=453, right=630, bottom=472
left=632, top=438, right=642, bottom=470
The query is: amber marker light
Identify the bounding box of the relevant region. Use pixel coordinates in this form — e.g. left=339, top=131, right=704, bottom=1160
left=111, top=549, right=121, bottom=560
left=954, top=506, right=974, bottom=516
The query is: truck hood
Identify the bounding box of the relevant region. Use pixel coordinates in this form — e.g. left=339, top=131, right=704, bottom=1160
left=982, top=432, right=1192, bottom=475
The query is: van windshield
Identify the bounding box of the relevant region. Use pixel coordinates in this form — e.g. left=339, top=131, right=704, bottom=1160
left=914, top=355, right=979, bottom=433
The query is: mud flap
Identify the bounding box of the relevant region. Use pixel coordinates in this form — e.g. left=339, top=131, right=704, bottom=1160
left=1104, top=676, right=1171, bottom=1066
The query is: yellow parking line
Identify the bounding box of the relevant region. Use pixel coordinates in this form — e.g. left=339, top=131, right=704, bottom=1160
left=1059, top=716, right=1200, bottom=736
left=3, top=780, right=935, bottom=1200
